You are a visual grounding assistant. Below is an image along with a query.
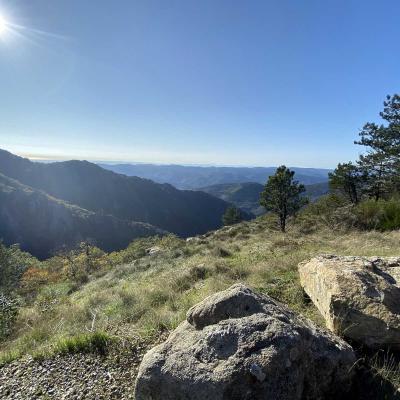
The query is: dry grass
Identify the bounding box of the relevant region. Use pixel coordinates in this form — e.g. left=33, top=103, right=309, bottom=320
left=1, top=217, right=400, bottom=369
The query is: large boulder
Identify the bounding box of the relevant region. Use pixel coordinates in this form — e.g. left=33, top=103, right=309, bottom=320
left=298, top=255, right=400, bottom=349
left=134, top=284, right=355, bottom=400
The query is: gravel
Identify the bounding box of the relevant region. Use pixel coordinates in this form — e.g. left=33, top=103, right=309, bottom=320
left=0, top=337, right=165, bottom=400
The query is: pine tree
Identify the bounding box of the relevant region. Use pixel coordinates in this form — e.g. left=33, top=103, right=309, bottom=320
left=260, top=166, right=307, bottom=232
left=355, top=94, right=400, bottom=199
left=328, top=162, right=364, bottom=204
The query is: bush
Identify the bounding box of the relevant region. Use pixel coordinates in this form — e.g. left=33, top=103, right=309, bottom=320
left=222, top=206, right=243, bottom=226
left=355, top=198, right=400, bottom=230
left=0, top=294, right=18, bottom=340
left=0, top=243, right=39, bottom=293
left=298, top=194, right=354, bottom=231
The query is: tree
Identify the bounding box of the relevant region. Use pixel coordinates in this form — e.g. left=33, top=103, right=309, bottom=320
left=355, top=94, right=400, bottom=200
left=0, top=242, right=37, bottom=293
left=329, top=162, right=364, bottom=204
left=260, top=166, right=307, bottom=232
left=222, top=206, right=243, bottom=226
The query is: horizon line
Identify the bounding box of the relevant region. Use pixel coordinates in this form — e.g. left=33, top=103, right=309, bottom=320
left=17, top=152, right=333, bottom=170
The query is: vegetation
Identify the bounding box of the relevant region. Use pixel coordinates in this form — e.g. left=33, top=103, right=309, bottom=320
left=0, top=149, right=231, bottom=255
left=329, top=162, right=363, bottom=204
left=200, top=181, right=329, bottom=216
left=222, top=206, right=243, bottom=225
left=0, top=173, right=164, bottom=259
left=325, top=94, right=400, bottom=233
left=0, top=214, right=398, bottom=365
left=330, top=94, right=400, bottom=203
left=0, top=199, right=399, bottom=395
left=260, top=166, right=308, bottom=232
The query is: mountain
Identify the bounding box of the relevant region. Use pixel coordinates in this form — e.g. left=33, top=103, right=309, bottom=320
left=199, top=181, right=329, bottom=215
left=303, top=181, right=331, bottom=200
left=99, top=163, right=331, bottom=189
left=0, top=173, right=164, bottom=259
left=0, top=149, right=232, bottom=239
left=199, top=182, right=266, bottom=215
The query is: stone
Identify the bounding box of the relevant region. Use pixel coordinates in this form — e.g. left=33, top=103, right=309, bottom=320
left=298, top=255, right=400, bottom=349
left=134, top=283, right=355, bottom=400
left=145, top=246, right=161, bottom=256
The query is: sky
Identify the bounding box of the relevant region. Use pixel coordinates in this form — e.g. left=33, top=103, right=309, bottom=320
left=0, top=0, right=399, bottom=168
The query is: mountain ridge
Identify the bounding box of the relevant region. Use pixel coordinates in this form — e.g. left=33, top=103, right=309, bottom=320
left=199, top=181, right=330, bottom=215
left=0, top=149, right=233, bottom=238
left=0, top=172, right=165, bottom=259
left=99, top=163, right=331, bottom=189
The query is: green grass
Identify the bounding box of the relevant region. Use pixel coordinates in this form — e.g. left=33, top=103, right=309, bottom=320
left=53, top=331, right=112, bottom=356
left=1, top=216, right=400, bottom=374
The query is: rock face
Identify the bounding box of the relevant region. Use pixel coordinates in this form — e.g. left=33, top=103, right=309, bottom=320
left=134, top=284, right=355, bottom=400
left=299, top=255, right=400, bottom=349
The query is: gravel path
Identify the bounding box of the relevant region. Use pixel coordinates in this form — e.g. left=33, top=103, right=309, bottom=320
left=0, top=339, right=161, bottom=399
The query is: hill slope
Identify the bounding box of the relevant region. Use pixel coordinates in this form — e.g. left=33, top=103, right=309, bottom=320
left=199, top=181, right=329, bottom=215
left=99, top=163, right=331, bottom=189
left=0, top=218, right=398, bottom=398
left=0, top=149, right=232, bottom=238
left=0, top=173, right=164, bottom=259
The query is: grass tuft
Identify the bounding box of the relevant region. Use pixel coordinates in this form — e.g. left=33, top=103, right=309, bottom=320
left=53, top=332, right=112, bottom=356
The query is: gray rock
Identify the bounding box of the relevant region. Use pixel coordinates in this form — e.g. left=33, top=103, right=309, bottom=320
left=145, top=246, right=161, bottom=256
left=134, top=284, right=356, bottom=400
left=299, top=255, right=400, bottom=349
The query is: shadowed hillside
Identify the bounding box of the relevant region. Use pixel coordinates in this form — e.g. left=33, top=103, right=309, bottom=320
left=0, top=149, right=233, bottom=238
left=0, top=173, right=164, bottom=259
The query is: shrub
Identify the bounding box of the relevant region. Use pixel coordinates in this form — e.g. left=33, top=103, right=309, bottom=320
left=355, top=198, right=400, bottom=231
left=0, top=243, right=38, bottom=293
left=20, top=267, right=62, bottom=300
left=0, top=294, right=19, bottom=340
left=108, top=236, right=159, bottom=265
left=298, top=194, right=354, bottom=230
left=211, top=246, right=231, bottom=258
left=222, top=206, right=243, bottom=226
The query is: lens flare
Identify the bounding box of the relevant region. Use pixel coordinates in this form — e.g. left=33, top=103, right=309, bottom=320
left=0, top=14, right=7, bottom=35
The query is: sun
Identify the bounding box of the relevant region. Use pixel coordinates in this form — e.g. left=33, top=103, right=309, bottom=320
left=0, top=14, right=8, bottom=36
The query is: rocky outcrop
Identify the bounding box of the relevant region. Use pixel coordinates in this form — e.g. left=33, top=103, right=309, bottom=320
left=134, top=284, right=355, bottom=400
left=298, top=255, right=400, bottom=349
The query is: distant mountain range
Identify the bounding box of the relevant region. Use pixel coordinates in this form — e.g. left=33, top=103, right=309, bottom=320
left=199, top=181, right=330, bottom=215
left=0, top=149, right=236, bottom=258
left=99, top=163, right=331, bottom=190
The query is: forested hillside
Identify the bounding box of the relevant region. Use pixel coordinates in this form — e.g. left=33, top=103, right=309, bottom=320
left=0, top=149, right=232, bottom=238
left=200, top=181, right=329, bottom=215
left=0, top=173, right=164, bottom=259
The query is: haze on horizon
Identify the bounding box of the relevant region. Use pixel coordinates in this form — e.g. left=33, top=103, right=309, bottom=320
left=0, top=0, right=399, bottom=168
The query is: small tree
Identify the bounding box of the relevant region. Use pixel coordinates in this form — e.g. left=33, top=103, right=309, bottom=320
left=222, top=206, right=243, bottom=226
left=329, top=162, right=364, bottom=204
left=260, top=166, right=307, bottom=232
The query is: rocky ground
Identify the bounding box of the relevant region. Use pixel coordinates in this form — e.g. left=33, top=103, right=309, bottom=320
left=0, top=337, right=165, bottom=400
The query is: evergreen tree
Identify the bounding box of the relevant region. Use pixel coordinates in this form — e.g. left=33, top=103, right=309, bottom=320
left=222, top=206, right=243, bottom=226
left=328, top=162, right=364, bottom=204
left=260, top=166, right=307, bottom=232
left=355, top=94, right=400, bottom=199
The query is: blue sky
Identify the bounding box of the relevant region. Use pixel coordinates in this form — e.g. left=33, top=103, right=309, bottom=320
left=0, top=0, right=399, bottom=167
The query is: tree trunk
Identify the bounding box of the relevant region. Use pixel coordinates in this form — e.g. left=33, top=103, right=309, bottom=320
left=280, top=215, right=286, bottom=232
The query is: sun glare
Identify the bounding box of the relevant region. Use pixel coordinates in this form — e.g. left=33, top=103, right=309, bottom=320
left=0, top=14, right=7, bottom=35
